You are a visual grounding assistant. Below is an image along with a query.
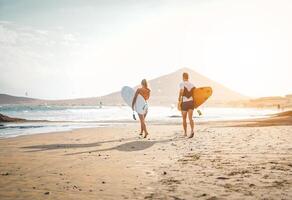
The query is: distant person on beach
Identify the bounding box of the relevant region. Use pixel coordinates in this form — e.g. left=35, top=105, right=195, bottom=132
left=178, top=72, right=196, bottom=138
left=132, top=79, right=151, bottom=138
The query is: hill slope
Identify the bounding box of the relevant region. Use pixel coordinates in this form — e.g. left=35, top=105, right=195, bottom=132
left=0, top=94, right=38, bottom=105
left=0, top=68, right=248, bottom=106
left=99, top=68, right=248, bottom=106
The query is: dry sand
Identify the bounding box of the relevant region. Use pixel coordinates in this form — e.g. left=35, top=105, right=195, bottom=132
left=0, top=114, right=291, bottom=200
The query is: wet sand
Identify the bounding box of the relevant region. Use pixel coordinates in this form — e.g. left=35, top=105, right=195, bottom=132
left=0, top=114, right=291, bottom=199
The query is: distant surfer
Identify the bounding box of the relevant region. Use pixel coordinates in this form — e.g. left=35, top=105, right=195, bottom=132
left=178, top=72, right=195, bottom=138
left=132, top=79, right=151, bottom=138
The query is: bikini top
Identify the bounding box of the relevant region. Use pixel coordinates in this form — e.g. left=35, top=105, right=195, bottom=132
left=138, top=87, right=151, bottom=100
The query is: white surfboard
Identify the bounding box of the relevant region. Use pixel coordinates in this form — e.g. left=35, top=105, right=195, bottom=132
left=121, top=86, right=148, bottom=115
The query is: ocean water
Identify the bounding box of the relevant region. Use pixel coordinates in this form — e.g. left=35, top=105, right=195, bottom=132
left=0, top=105, right=277, bottom=138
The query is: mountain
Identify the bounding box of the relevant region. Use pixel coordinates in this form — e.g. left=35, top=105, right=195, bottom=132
left=0, top=94, right=39, bottom=105
left=99, top=68, right=248, bottom=106
left=0, top=68, right=248, bottom=106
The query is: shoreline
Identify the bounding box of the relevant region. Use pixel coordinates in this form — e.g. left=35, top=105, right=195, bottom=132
left=1, top=110, right=291, bottom=140
left=0, top=112, right=291, bottom=199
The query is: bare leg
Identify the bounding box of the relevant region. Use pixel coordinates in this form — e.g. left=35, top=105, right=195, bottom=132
left=188, top=109, right=194, bottom=138
left=139, top=123, right=143, bottom=135
left=182, top=111, right=187, bottom=136
left=138, top=114, right=149, bottom=138
left=140, top=111, right=148, bottom=136
left=144, top=110, right=148, bottom=119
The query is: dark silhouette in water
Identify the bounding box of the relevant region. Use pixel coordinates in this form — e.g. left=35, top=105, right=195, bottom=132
left=0, top=113, right=25, bottom=122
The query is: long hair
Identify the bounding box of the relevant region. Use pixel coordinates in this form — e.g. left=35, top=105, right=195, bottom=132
left=141, top=79, right=148, bottom=88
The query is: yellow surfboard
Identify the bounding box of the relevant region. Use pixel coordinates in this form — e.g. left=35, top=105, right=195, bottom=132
left=178, top=87, right=212, bottom=111
left=193, top=87, right=212, bottom=108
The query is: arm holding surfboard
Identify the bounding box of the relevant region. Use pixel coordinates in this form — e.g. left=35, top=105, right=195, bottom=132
left=121, top=85, right=148, bottom=121
left=131, top=89, right=139, bottom=120
left=177, top=89, right=183, bottom=111
left=177, top=85, right=211, bottom=116
left=132, top=89, right=139, bottom=111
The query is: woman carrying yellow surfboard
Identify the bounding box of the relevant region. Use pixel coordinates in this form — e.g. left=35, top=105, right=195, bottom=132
left=178, top=72, right=196, bottom=138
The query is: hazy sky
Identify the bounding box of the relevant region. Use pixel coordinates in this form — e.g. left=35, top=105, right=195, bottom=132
left=0, top=0, right=291, bottom=99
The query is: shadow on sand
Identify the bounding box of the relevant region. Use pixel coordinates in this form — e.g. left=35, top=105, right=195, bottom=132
left=65, top=138, right=178, bottom=155
left=22, top=134, right=182, bottom=154
left=21, top=137, right=138, bottom=152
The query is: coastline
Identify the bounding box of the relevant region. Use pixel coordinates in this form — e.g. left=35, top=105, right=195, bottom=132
left=0, top=109, right=290, bottom=139
left=0, top=113, right=291, bottom=199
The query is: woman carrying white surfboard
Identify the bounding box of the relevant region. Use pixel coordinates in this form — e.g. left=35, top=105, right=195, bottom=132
left=178, top=72, right=195, bottom=138
left=132, top=79, right=151, bottom=138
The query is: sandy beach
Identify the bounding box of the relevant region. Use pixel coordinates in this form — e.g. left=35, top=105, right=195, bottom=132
left=0, top=114, right=291, bottom=200
left=1, top=0, right=292, bottom=199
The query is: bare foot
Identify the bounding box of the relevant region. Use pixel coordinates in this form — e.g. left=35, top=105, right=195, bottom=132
left=144, top=132, right=149, bottom=138
left=188, top=132, right=194, bottom=138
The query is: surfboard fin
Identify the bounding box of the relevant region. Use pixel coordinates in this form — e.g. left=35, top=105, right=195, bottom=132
left=133, top=112, right=137, bottom=120
left=197, top=110, right=202, bottom=116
